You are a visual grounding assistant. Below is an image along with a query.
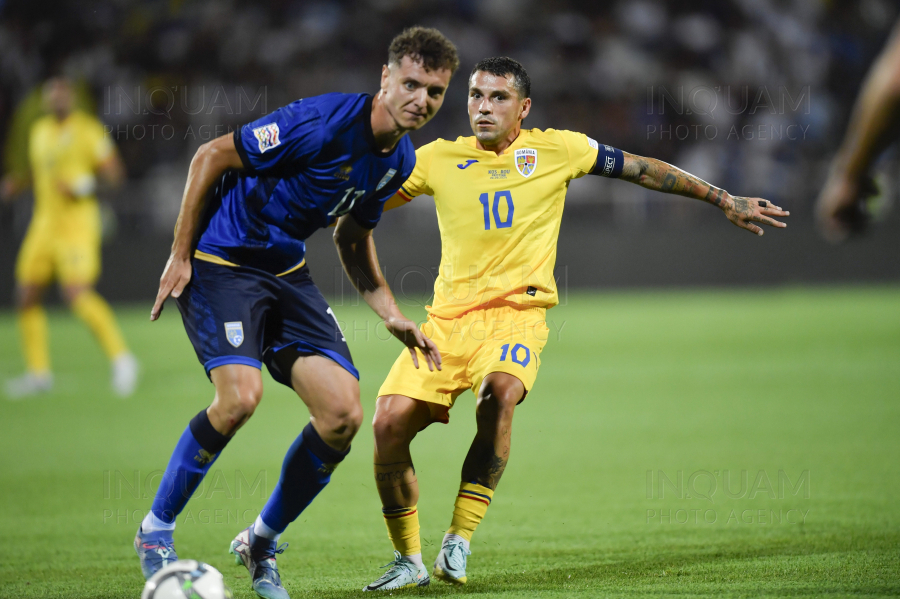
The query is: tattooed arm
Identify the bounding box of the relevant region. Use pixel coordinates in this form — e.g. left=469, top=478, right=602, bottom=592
left=618, top=151, right=790, bottom=236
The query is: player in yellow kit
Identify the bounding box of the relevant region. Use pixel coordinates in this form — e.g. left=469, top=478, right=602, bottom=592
left=362, top=58, right=791, bottom=591
left=2, top=78, right=138, bottom=398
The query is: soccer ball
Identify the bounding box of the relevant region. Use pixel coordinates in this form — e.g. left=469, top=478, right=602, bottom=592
left=141, top=560, right=233, bottom=599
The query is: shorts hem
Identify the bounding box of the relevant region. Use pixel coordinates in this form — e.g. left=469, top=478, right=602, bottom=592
left=268, top=341, right=359, bottom=381
left=204, top=356, right=262, bottom=376
left=376, top=383, right=453, bottom=407
left=475, top=368, right=533, bottom=392
left=15, top=274, right=53, bottom=286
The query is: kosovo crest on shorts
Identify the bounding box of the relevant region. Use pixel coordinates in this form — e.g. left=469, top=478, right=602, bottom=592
left=224, top=322, right=244, bottom=347
left=252, top=122, right=281, bottom=153
left=515, top=148, right=537, bottom=178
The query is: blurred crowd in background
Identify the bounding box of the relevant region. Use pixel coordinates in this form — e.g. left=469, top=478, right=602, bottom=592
left=1, top=0, right=898, bottom=239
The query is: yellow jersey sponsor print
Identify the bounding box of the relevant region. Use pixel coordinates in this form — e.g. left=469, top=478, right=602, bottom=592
left=397, top=128, right=598, bottom=319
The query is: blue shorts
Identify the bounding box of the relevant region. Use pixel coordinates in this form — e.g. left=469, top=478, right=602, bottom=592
left=176, top=259, right=357, bottom=387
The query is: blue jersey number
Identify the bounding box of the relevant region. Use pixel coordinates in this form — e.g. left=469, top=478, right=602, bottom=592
left=329, top=187, right=366, bottom=216
left=499, top=343, right=531, bottom=367
left=479, top=191, right=514, bottom=230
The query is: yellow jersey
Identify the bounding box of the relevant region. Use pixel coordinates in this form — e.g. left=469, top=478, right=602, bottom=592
left=397, top=128, right=601, bottom=319
left=28, top=111, right=113, bottom=223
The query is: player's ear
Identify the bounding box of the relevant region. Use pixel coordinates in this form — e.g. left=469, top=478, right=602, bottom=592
left=380, top=64, right=391, bottom=93
left=519, top=97, right=532, bottom=121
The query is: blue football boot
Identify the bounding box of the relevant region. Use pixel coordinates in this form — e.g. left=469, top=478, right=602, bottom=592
left=134, top=526, right=178, bottom=580
left=230, top=527, right=290, bottom=599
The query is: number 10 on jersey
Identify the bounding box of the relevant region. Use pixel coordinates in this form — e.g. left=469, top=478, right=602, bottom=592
left=479, top=191, right=514, bottom=230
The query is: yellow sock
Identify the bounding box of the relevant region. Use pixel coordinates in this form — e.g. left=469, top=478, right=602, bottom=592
left=71, top=291, right=128, bottom=359
left=447, top=482, right=494, bottom=541
left=383, top=505, right=421, bottom=556
left=18, top=306, right=50, bottom=374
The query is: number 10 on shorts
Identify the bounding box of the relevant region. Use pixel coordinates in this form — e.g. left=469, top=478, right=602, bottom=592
left=499, top=343, right=530, bottom=367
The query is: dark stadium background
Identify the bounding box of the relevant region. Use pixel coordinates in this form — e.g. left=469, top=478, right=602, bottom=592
left=1, top=0, right=899, bottom=308
left=2, top=3, right=899, bottom=598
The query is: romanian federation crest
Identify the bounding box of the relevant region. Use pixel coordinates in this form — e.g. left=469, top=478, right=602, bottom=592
left=224, top=322, right=245, bottom=348
left=515, top=148, right=537, bottom=177
left=252, top=122, right=281, bottom=153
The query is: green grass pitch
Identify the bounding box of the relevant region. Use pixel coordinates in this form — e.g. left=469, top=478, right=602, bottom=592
left=1, top=286, right=898, bottom=598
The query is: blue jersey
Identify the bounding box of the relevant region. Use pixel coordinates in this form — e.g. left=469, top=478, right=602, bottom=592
left=195, top=93, right=415, bottom=275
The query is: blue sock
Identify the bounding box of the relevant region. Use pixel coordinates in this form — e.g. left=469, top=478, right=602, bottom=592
left=149, top=409, right=230, bottom=525
left=258, top=423, right=349, bottom=534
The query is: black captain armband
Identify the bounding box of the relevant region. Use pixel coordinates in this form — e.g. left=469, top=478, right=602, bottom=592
left=589, top=143, right=624, bottom=178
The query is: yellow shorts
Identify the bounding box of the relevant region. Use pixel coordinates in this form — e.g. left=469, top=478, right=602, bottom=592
left=378, top=302, right=550, bottom=423
left=15, top=210, right=101, bottom=286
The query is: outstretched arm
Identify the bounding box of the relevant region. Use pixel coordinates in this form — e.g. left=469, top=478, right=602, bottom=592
left=618, top=151, right=789, bottom=236
left=150, top=133, right=244, bottom=320
left=816, top=19, right=900, bottom=240
left=333, top=215, right=441, bottom=371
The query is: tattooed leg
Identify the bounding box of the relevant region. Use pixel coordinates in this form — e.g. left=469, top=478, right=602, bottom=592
left=374, top=461, right=418, bottom=507
left=372, top=394, right=433, bottom=508
left=462, top=373, right=525, bottom=490
left=372, top=395, right=433, bottom=563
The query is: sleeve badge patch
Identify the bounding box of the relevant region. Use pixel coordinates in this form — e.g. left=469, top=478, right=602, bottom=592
left=252, top=123, right=281, bottom=153
left=586, top=137, right=599, bottom=150
left=514, top=148, right=538, bottom=178
left=375, top=168, right=397, bottom=191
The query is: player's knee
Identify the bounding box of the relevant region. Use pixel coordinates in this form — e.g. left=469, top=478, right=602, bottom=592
left=320, top=398, right=363, bottom=445
left=240, top=379, right=264, bottom=413
left=234, top=388, right=263, bottom=418
left=17, top=295, right=37, bottom=310
left=17, top=285, right=44, bottom=310
left=61, top=285, right=89, bottom=306
left=477, top=382, right=522, bottom=419
left=214, top=374, right=263, bottom=419
left=338, top=400, right=364, bottom=438
left=372, top=408, right=412, bottom=448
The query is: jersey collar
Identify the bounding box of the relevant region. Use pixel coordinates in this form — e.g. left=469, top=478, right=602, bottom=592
left=467, top=129, right=530, bottom=156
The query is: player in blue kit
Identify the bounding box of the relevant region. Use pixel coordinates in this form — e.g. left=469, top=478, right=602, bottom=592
left=134, top=28, right=459, bottom=599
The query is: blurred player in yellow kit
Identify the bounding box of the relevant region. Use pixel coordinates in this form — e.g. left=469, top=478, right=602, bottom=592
left=362, top=58, right=790, bottom=591
left=2, top=77, right=138, bottom=398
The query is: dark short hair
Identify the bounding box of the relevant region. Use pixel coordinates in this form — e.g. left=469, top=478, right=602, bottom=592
left=470, top=57, right=531, bottom=99
left=388, top=27, right=460, bottom=74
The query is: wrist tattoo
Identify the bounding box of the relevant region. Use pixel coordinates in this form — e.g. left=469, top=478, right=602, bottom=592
left=704, top=187, right=725, bottom=207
